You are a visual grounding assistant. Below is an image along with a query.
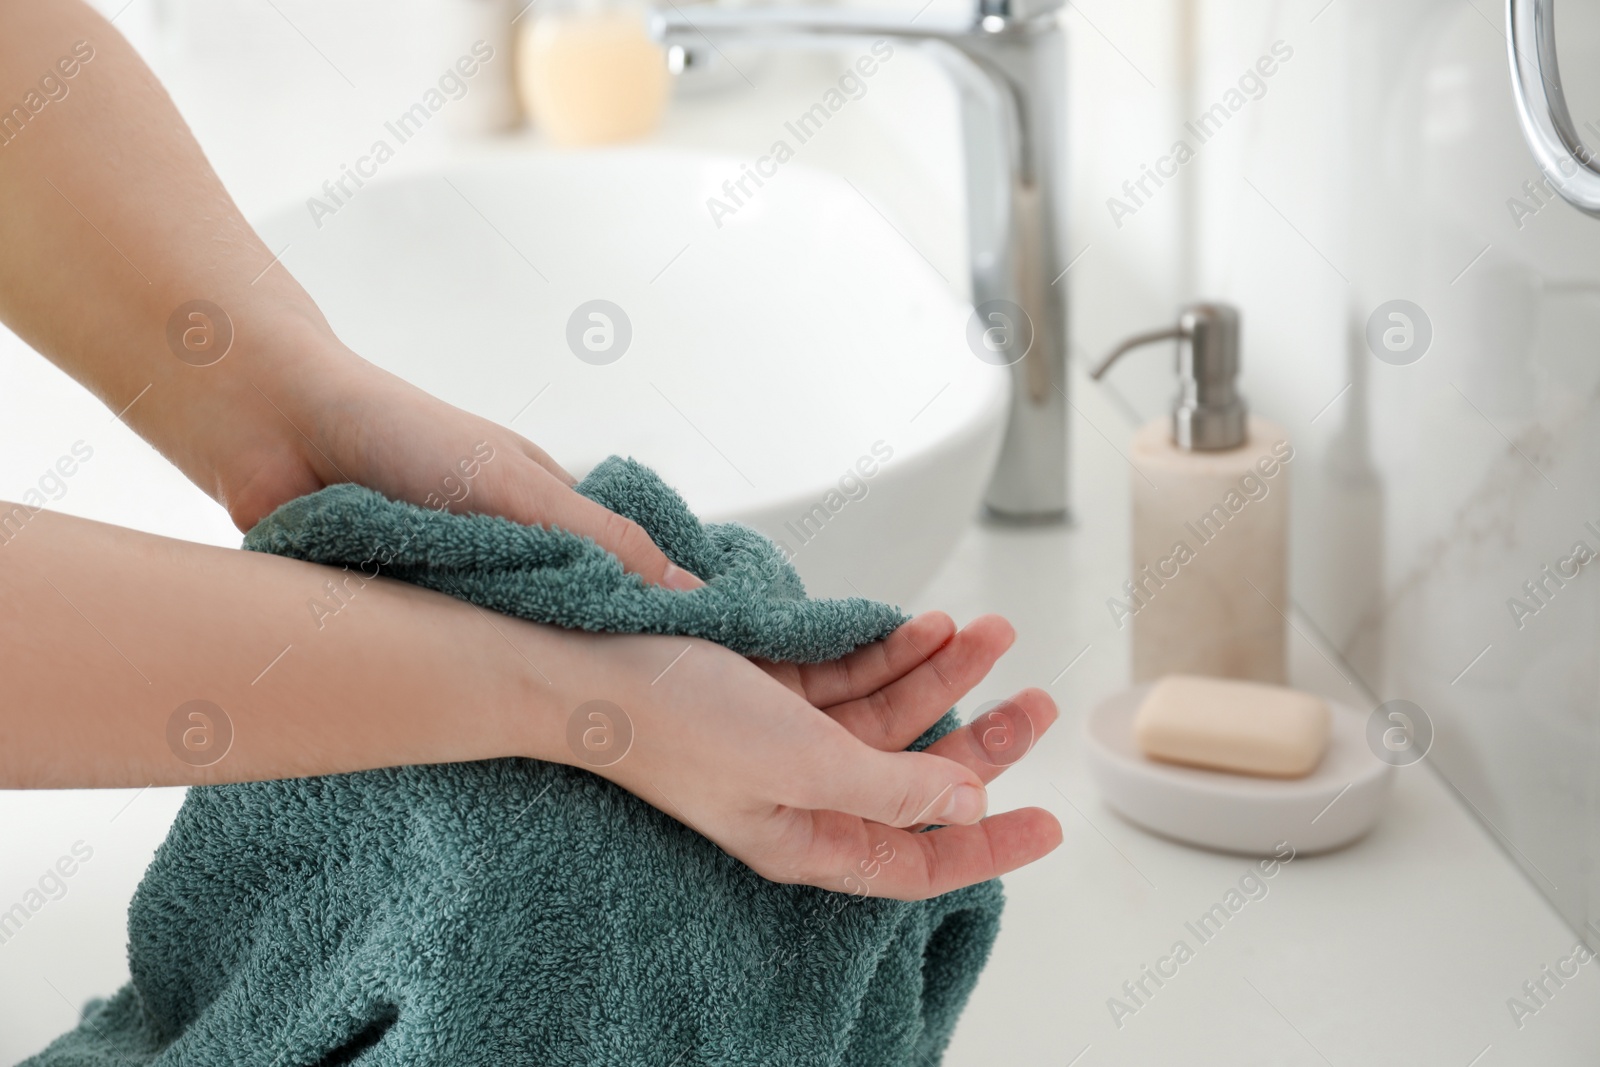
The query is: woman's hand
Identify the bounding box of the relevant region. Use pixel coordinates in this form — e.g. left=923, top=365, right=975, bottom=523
left=166, top=324, right=704, bottom=592
left=566, top=612, right=1062, bottom=900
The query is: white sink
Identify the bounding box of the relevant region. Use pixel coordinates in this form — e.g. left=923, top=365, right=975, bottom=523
left=253, top=147, right=1008, bottom=605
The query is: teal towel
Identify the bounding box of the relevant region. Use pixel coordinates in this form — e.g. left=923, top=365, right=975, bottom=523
left=27, top=457, right=1003, bottom=1067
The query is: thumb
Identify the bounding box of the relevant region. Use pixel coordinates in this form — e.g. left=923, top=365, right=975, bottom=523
left=803, top=740, right=989, bottom=828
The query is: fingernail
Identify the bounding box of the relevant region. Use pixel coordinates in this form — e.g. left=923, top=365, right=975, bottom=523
left=936, top=784, right=987, bottom=825
left=661, top=563, right=704, bottom=591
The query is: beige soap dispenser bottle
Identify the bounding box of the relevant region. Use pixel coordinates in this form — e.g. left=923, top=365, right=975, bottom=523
left=1093, top=303, right=1292, bottom=685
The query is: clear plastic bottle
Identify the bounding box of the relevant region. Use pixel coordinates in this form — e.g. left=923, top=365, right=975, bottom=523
left=517, top=0, right=669, bottom=146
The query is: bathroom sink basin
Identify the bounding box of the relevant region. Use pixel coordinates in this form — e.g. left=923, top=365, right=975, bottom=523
left=253, top=147, right=1008, bottom=604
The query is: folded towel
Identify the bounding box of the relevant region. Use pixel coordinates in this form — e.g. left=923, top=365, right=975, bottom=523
left=27, top=457, right=1003, bottom=1067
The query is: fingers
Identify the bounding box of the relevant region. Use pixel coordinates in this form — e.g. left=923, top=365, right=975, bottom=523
left=795, top=612, right=957, bottom=708
left=825, top=615, right=1015, bottom=750
left=788, top=733, right=989, bottom=829
left=900, top=689, right=1057, bottom=834
left=508, top=433, right=578, bottom=487
left=796, top=807, right=1063, bottom=900
left=487, top=458, right=704, bottom=591
left=920, top=688, right=1057, bottom=785
left=865, top=809, right=1064, bottom=900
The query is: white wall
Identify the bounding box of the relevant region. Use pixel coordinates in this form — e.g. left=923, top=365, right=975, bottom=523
left=1190, top=0, right=1600, bottom=934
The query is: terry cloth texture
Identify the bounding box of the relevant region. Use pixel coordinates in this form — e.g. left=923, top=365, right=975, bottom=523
left=26, top=456, right=1003, bottom=1067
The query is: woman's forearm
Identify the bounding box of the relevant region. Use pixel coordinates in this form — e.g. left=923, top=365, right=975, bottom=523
left=0, top=2, right=709, bottom=591
left=0, top=507, right=579, bottom=789
left=0, top=0, right=345, bottom=510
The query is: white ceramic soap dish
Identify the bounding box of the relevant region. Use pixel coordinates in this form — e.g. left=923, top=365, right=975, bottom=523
left=1084, top=684, right=1394, bottom=856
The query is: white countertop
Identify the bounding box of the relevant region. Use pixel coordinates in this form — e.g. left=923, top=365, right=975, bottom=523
left=1, top=36, right=1598, bottom=1066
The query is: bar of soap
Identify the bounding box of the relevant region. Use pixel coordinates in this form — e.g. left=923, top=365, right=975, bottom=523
left=1134, top=675, right=1330, bottom=778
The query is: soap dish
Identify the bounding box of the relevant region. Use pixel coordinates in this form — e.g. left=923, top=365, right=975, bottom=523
left=1083, top=684, right=1394, bottom=856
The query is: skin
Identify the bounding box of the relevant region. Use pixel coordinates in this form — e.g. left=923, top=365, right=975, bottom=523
left=0, top=0, right=1062, bottom=900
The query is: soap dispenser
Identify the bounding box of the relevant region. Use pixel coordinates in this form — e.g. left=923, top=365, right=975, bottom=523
left=1092, top=303, right=1292, bottom=685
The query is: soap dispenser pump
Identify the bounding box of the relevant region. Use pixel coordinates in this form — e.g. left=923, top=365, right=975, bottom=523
left=1093, top=303, right=1293, bottom=685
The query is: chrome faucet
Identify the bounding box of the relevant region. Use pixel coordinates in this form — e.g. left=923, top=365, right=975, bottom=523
left=652, top=0, right=1070, bottom=522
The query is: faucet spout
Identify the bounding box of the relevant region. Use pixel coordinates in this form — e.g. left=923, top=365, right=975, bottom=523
left=652, top=0, right=1071, bottom=522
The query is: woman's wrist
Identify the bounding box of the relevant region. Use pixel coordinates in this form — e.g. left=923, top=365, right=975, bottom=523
left=491, top=623, right=621, bottom=768
left=503, top=629, right=709, bottom=778
left=128, top=296, right=360, bottom=526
